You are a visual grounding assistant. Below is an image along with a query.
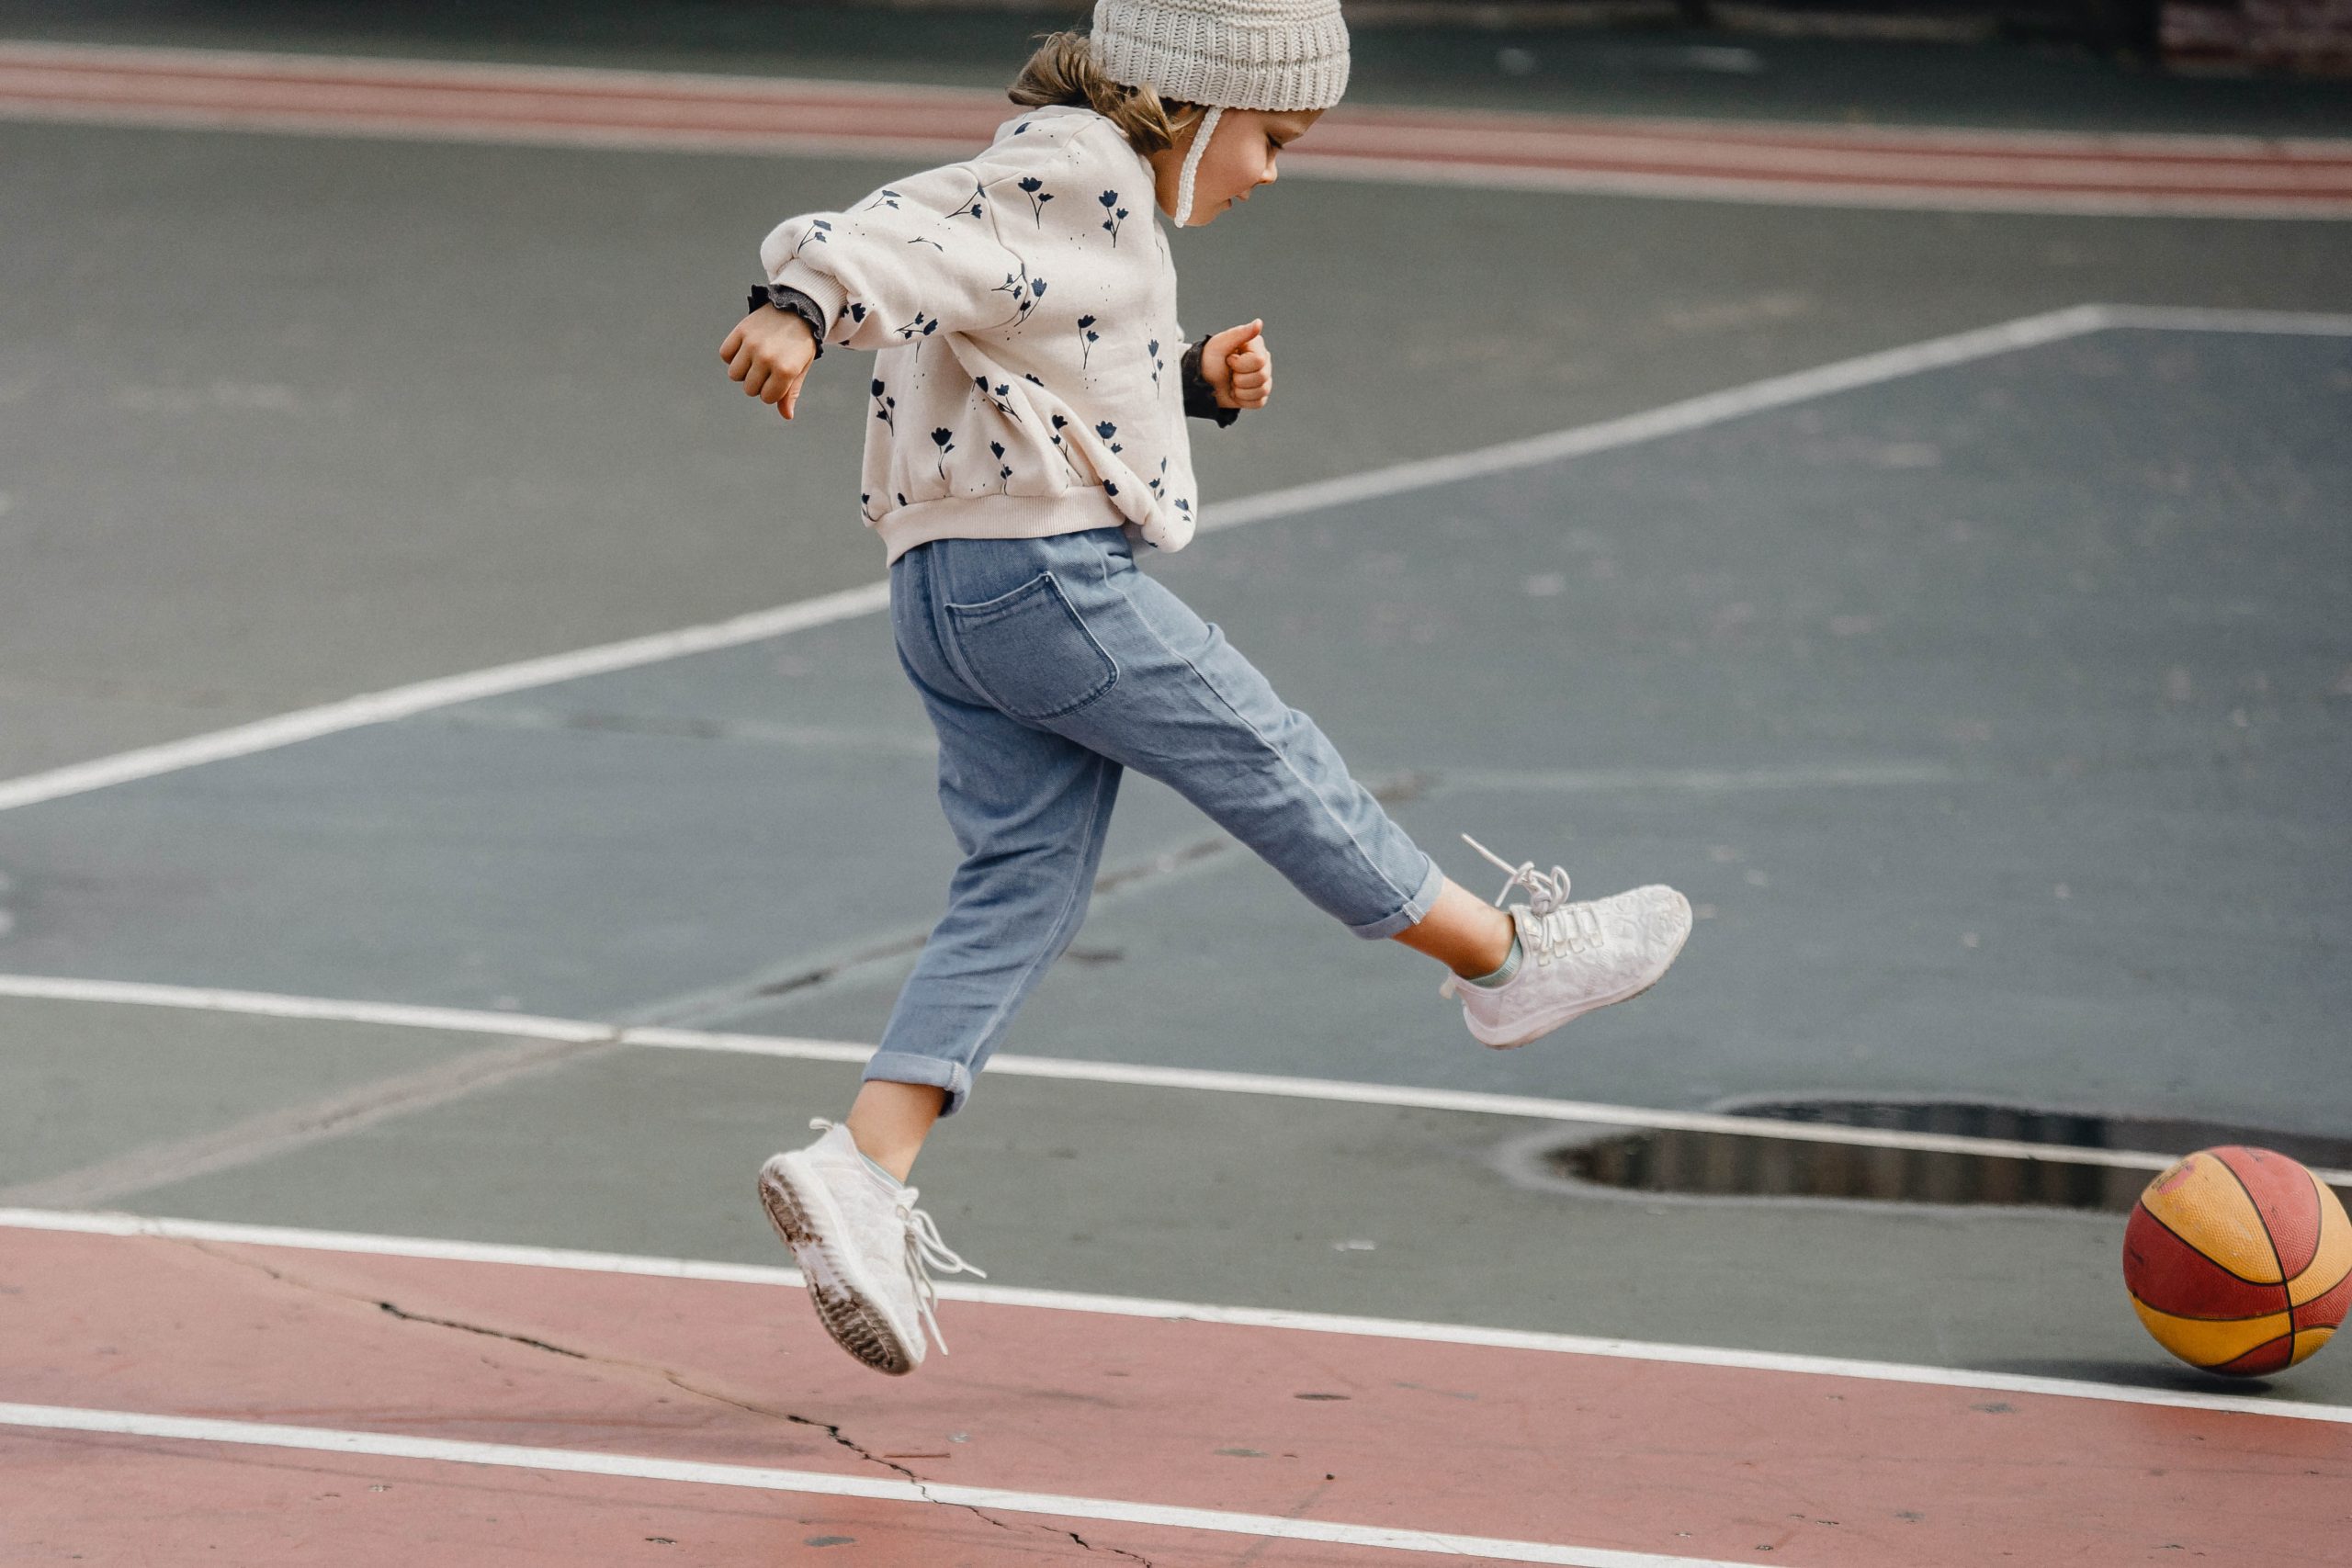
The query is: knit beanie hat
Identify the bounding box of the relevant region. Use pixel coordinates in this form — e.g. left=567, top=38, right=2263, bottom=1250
left=1089, top=0, right=1350, bottom=116
left=1088, top=0, right=1351, bottom=224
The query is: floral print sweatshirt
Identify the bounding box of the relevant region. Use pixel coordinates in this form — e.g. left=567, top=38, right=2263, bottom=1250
left=761, top=105, right=1232, bottom=564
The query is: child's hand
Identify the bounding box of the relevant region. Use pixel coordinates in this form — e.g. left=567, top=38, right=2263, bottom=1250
left=721, top=305, right=819, bottom=421
left=1202, top=318, right=1271, bottom=411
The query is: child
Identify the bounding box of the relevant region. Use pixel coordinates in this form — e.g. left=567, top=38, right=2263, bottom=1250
left=719, top=0, right=1691, bottom=1376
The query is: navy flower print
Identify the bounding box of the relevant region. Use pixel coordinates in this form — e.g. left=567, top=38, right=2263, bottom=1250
left=1076, top=313, right=1100, bottom=369
left=846, top=300, right=868, bottom=326
left=952, top=172, right=988, bottom=220
left=859, top=188, right=903, bottom=212
left=1148, top=455, right=1167, bottom=498
left=1049, top=412, right=1082, bottom=473
left=990, top=261, right=1044, bottom=326
left=806, top=218, right=832, bottom=245
left=895, top=310, right=940, bottom=358
left=1099, top=190, right=1128, bottom=246
left=1147, top=338, right=1164, bottom=394
left=860, top=491, right=884, bottom=524
left=971, top=374, right=1023, bottom=423
left=905, top=235, right=944, bottom=253
left=1018, top=175, right=1054, bottom=223
left=1094, top=420, right=1122, bottom=455
left=870, top=378, right=897, bottom=434
left=930, top=426, right=955, bottom=481
left=990, top=440, right=1010, bottom=491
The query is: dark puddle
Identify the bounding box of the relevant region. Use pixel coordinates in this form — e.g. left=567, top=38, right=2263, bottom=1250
left=1547, top=1100, right=2352, bottom=1213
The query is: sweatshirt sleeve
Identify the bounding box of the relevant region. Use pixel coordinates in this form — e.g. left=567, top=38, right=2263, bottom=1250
left=759, top=161, right=1033, bottom=355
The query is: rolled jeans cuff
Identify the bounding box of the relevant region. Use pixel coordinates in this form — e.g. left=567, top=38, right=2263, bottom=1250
left=860, top=1050, right=976, bottom=1118
left=1345, top=851, right=1445, bottom=941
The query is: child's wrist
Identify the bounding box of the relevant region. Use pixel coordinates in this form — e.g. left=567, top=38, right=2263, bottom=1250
left=748, top=284, right=827, bottom=359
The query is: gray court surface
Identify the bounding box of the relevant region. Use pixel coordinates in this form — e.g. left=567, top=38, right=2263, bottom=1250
left=8, top=117, right=2352, bottom=786
left=5, top=325, right=2345, bottom=1138
left=6, top=18, right=2352, bottom=1410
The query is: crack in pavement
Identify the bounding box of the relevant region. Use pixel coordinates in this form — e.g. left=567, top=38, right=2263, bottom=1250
left=168, top=1236, right=1156, bottom=1562
left=374, top=1299, right=587, bottom=1359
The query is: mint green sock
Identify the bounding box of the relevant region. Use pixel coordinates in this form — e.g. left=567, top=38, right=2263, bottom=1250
left=1462, top=931, right=1522, bottom=990
left=858, top=1149, right=901, bottom=1187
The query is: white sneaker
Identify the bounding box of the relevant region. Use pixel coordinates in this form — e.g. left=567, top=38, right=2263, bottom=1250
left=756, top=1119, right=985, bottom=1376
left=1439, top=834, right=1692, bottom=1050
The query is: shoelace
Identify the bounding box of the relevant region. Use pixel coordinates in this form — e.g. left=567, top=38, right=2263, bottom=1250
left=1441, top=835, right=1606, bottom=998
left=1462, top=832, right=1570, bottom=917
left=896, top=1194, right=987, bottom=1355
left=807, top=1119, right=988, bottom=1355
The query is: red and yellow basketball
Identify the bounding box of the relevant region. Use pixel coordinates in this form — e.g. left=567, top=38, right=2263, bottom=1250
left=2122, top=1145, right=2351, bottom=1376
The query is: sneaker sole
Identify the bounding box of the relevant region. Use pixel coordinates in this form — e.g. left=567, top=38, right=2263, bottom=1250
left=757, top=1156, right=918, bottom=1376
left=1467, top=919, right=1692, bottom=1051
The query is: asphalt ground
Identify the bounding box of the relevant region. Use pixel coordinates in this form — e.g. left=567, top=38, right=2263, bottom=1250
left=6, top=124, right=2351, bottom=781
left=2, top=9, right=2351, bottom=1562
left=5, top=307, right=2347, bottom=1392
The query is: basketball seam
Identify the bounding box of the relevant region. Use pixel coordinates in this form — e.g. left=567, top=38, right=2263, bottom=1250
left=2124, top=1289, right=2289, bottom=1325
left=2213, top=1329, right=2297, bottom=1375
left=2214, top=1152, right=2289, bottom=1290
left=2290, top=1246, right=2352, bottom=1333
left=2295, top=1297, right=2352, bottom=1335
left=2291, top=1168, right=2350, bottom=1297
left=2137, top=1200, right=2291, bottom=1293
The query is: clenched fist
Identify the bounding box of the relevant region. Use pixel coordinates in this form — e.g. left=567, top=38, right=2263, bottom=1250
left=721, top=305, right=819, bottom=421
left=1200, top=318, right=1272, bottom=410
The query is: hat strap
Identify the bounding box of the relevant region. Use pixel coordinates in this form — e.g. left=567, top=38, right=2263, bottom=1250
left=1171, top=104, right=1222, bottom=227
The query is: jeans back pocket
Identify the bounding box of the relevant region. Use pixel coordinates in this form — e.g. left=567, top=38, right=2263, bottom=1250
left=943, top=570, right=1119, bottom=721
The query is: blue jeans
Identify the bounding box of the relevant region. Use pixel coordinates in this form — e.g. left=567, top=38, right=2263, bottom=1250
left=870, top=525, right=1442, bottom=1114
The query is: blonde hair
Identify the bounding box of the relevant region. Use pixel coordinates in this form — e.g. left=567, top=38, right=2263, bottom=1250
left=1009, top=29, right=1201, bottom=156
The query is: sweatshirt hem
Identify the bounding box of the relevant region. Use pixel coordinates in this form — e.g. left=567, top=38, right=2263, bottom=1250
left=876, top=487, right=1130, bottom=565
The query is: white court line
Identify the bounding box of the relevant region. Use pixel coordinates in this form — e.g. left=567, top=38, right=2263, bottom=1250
left=0, top=1403, right=1743, bottom=1568
left=0, top=300, right=2163, bottom=813
left=5, top=1207, right=2347, bottom=1427
left=3, top=304, right=2344, bottom=814
left=5, top=975, right=2347, bottom=1187
left=1198, top=301, right=2102, bottom=532
left=9, top=90, right=2347, bottom=218
left=1442, top=761, right=1958, bottom=792
left=2098, top=305, right=2352, bottom=335
left=1282, top=152, right=2352, bottom=220
left=6, top=41, right=2351, bottom=220
left=0, top=581, right=887, bottom=813
left=7, top=39, right=2348, bottom=160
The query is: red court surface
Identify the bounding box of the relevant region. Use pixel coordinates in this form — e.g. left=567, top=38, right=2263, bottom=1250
left=4, top=40, right=2349, bottom=215
left=4, top=1224, right=2346, bottom=1565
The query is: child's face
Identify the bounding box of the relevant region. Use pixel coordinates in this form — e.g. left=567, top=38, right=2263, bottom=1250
left=1154, top=107, right=1324, bottom=226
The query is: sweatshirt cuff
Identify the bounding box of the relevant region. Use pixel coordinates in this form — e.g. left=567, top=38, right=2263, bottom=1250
left=1181, top=339, right=1241, bottom=428
left=770, top=260, right=849, bottom=345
